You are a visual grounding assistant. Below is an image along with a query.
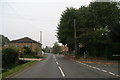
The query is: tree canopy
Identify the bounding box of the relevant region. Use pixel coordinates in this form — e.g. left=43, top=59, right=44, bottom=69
left=52, top=42, right=61, bottom=54
left=0, top=34, right=10, bottom=46
left=57, top=1, right=120, bottom=59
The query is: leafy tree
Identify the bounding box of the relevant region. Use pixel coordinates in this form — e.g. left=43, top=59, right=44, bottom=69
left=89, top=2, right=119, bottom=28
left=23, top=46, right=33, bottom=55
left=0, top=34, right=10, bottom=46
left=57, top=1, right=120, bottom=59
left=44, top=46, right=51, bottom=53
left=52, top=42, right=61, bottom=54
left=57, top=7, right=77, bottom=51
left=21, top=46, right=35, bottom=58
left=109, top=23, right=120, bottom=42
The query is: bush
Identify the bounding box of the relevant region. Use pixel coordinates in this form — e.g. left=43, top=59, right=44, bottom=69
left=2, top=47, right=19, bottom=69
left=20, top=55, right=36, bottom=58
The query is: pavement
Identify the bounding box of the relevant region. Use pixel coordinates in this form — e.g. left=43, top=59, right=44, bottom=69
left=11, top=53, right=120, bottom=78
left=19, top=58, right=42, bottom=61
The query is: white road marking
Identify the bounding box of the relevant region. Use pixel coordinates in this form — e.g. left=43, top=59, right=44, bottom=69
left=115, top=74, right=120, bottom=77
left=92, top=67, right=96, bottom=69
left=84, top=64, right=88, bottom=66
left=96, top=68, right=101, bottom=70
left=88, top=65, right=92, bottom=68
left=58, top=66, right=65, bottom=77
left=81, top=63, right=83, bottom=64
left=54, top=55, right=65, bottom=77
left=53, top=55, right=57, bottom=61
left=82, top=63, right=86, bottom=65
left=56, top=62, right=59, bottom=65
left=76, top=60, right=119, bottom=77
left=101, top=69, right=107, bottom=73
left=108, top=72, right=115, bottom=75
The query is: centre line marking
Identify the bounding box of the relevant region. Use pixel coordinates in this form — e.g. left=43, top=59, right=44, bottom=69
left=101, top=69, right=107, bottom=73
left=96, top=68, right=101, bottom=70
left=108, top=72, right=115, bottom=75
left=88, top=65, right=92, bottom=68
left=53, top=55, right=57, bottom=61
left=116, top=74, right=120, bottom=77
left=58, top=66, right=65, bottom=77
left=92, top=67, right=96, bottom=69
left=56, top=62, right=59, bottom=65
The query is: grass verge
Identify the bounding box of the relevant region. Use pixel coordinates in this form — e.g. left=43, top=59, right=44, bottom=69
left=1, top=61, right=38, bottom=78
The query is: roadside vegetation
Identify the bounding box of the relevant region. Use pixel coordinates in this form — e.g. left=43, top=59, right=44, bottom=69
left=57, top=1, right=120, bottom=60
left=0, top=35, right=10, bottom=47
left=1, top=43, right=44, bottom=78
left=20, top=46, right=39, bottom=58
left=52, top=42, right=62, bottom=54
left=2, top=47, right=19, bottom=69
left=1, top=61, right=37, bottom=78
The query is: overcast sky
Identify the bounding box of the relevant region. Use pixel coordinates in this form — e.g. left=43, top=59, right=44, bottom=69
left=0, top=0, right=93, bottom=47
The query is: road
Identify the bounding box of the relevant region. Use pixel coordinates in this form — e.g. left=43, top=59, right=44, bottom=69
left=11, top=53, right=119, bottom=78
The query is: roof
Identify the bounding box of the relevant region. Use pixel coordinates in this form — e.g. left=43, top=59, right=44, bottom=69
left=10, top=37, right=41, bottom=44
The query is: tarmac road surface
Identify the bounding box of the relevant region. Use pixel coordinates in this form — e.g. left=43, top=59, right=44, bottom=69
left=11, top=53, right=119, bottom=78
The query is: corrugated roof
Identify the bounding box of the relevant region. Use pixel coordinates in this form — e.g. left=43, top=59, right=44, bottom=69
left=10, top=37, right=41, bottom=44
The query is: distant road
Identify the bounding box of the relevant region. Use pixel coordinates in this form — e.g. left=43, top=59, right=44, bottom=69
left=11, top=53, right=119, bottom=78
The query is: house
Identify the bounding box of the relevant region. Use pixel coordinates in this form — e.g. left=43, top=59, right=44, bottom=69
left=9, top=37, right=42, bottom=57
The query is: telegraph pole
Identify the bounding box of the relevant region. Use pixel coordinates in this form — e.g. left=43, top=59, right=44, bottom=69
left=74, top=19, right=77, bottom=54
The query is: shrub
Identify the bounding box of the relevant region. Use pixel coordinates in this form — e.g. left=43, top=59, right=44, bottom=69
left=2, top=47, right=19, bottom=69
left=20, top=46, right=36, bottom=58
left=20, top=55, right=36, bottom=58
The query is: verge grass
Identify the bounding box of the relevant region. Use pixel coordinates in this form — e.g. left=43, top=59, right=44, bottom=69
left=1, top=61, right=38, bottom=78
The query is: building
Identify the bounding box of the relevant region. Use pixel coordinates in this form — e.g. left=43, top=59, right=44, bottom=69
left=9, top=37, right=42, bottom=57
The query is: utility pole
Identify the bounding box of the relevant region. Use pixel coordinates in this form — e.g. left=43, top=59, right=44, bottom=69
left=74, top=19, right=77, bottom=54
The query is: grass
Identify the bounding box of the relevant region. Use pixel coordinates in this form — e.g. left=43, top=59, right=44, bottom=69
left=1, top=61, right=38, bottom=78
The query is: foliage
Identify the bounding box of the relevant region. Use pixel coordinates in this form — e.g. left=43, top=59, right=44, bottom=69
left=89, top=2, right=119, bottom=28
left=0, top=34, right=10, bottom=46
left=2, top=61, right=37, bottom=78
left=52, top=42, right=62, bottom=54
left=2, top=47, right=19, bottom=69
left=57, top=1, right=120, bottom=59
left=109, top=23, right=120, bottom=42
left=20, top=46, right=36, bottom=58
left=57, top=7, right=77, bottom=51
left=23, top=46, right=34, bottom=55
left=44, top=46, right=51, bottom=53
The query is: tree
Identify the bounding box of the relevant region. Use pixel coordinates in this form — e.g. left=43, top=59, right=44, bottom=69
left=57, top=7, right=78, bottom=51
left=109, top=23, right=120, bottom=42
left=52, top=42, right=61, bottom=54
left=44, top=46, right=51, bottom=53
left=0, top=34, right=10, bottom=46
left=57, top=1, right=120, bottom=59
left=22, top=46, right=35, bottom=56
left=89, top=2, right=119, bottom=28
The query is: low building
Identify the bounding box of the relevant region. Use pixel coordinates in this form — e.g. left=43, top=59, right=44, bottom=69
left=9, top=37, right=42, bottom=57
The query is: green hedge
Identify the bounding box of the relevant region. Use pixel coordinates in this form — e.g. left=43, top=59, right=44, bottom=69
left=2, top=47, right=19, bottom=69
